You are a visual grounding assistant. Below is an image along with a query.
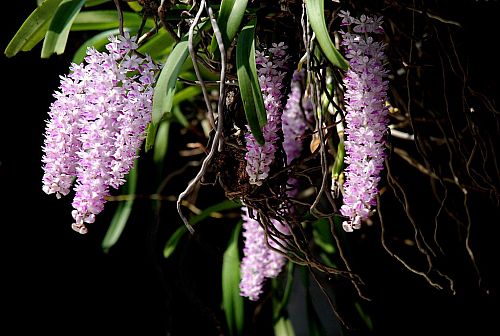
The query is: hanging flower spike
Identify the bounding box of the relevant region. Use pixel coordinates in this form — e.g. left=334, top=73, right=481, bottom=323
left=338, top=11, right=389, bottom=232
left=245, top=43, right=290, bottom=186
left=239, top=206, right=268, bottom=301
left=239, top=206, right=288, bottom=301
left=42, top=34, right=157, bottom=234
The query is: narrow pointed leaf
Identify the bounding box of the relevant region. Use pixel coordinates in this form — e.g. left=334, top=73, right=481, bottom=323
left=236, top=19, right=266, bottom=144
left=41, top=0, right=85, bottom=58
left=4, top=0, right=64, bottom=57
left=71, top=10, right=154, bottom=31
left=145, top=123, right=160, bottom=152
left=137, top=28, right=175, bottom=60
left=147, top=23, right=208, bottom=150
left=172, top=86, right=202, bottom=107
left=312, top=218, right=337, bottom=255
left=222, top=222, right=244, bottom=336
left=84, top=0, right=111, bottom=7
left=172, top=105, right=189, bottom=128
left=189, top=199, right=241, bottom=226
left=163, top=225, right=188, bottom=258
left=152, top=37, right=192, bottom=125
left=127, top=1, right=143, bottom=12
left=163, top=199, right=239, bottom=259
left=210, top=0, right=248, bottom=53
left=273, top=262, right=295, bottom=321
left=355, top=302, right=374, bottom=331
left=219, top=0, right=248, bottom=45
left=102, top=162, right=138, bottom=252
left=300, top=267, right=327, bottom=336
left=153, top=120, right=170, bottom=166
left=274, top=317, right=296, bottom=336
left=146, top=42, right=191, bottom=151
left=332, top=137, right=344, bottom=180
left=306, top=0, right=349, bottom=70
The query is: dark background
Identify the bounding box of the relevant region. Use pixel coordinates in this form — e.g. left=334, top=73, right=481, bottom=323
left=2, top=1, right=499, bottom=335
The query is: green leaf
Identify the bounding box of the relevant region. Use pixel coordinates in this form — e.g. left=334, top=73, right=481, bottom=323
left=189, top=199, right=241, bottom=226
left=274, top=317, right=295, bottom=336
left=163, top=225, right=188, bottom=259
left=153, top=120, right=170, bottom=166
left=162, top=199, right=240, bottom=259
left=4, top=0, right=64, bottom=57
left=145, top=122, right=160, bottom=152
left=219, top=0, right=248, bottom=46
left=236, top=19, right=266, bottom=145
left=273, top=262, right=295, bottom=321
left=126, top=1, right=143, bottom=12
left=84, top=0, right=111, bottom=7
left=172, top=86, right=202, bottom=107
left=306, top=0, right=349, bottom=70
left=137, top=28, right=175, bottom=61
left=147, top=21, right=211, bottom=150
left=72, top=28, right=119, bottom=63
left=147, top=37, right=199, bottom=150
left=41, top=0, right=85, bottom=58
left=311, top=218, right=338, bottom=267
left=150, top=88, right=199, bottom=130
left=171, top=105, right=189, bottom=128
left=332, top=136, right=345, bottom=180
left=313, top=231, right=335, bottom=254
left=222, top=222, right=244, bottom=336
left=312, top=218, right=336, bottom=254
left=355, top=302, right=373, bottom=331
left=300, top=267, right=327, bottom=336
left=71, top=10, right=153, bottom=31
left=102, top=161, right=138, bottom=252
left=210, top=0, right=248, bottom=54
left=152, top=37, right=192, bottom=125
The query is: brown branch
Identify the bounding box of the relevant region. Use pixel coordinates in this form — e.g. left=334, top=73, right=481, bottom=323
left=113, top=0, right=124, bottom=36
left=158, top=0, right=180, bottom=42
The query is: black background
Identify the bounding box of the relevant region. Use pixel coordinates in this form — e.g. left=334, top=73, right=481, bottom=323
left=2, top=1, right=499, bottom=335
